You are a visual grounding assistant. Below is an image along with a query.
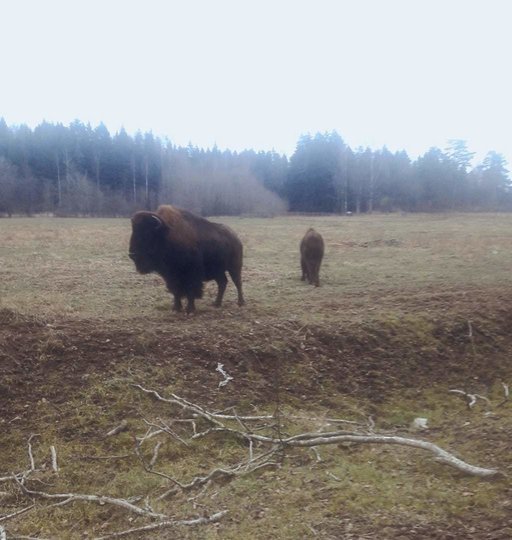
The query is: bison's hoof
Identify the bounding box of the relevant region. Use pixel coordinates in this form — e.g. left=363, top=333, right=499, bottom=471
left=213, top=301, right=222, bottom=308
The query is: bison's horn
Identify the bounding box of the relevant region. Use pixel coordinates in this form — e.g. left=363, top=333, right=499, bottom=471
left=151, top=215, right=163, bottom=228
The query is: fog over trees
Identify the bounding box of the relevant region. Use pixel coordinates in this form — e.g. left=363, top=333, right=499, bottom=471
left=0, top=119, right=509, bottom=216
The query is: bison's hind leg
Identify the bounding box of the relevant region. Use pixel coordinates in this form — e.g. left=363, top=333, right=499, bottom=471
left=301, top=258, right=307, bottom=281
left=305, top=260, right=317, bottom=285
left=213, top=273, right=228, bottom=307
left=311, top=261, right=321, bottom=287
left=228, top=268, right=245, bottom=306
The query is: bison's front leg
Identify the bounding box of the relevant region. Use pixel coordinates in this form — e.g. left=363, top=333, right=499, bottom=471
left=172, top=295, right=183, bottom=312
left=185, top=296, right=196, bottom=314
left=213, top=274, right=228, bottom=307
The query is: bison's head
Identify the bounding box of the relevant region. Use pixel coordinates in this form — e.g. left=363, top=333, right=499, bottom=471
left=129, top=212, right=167, bottom=274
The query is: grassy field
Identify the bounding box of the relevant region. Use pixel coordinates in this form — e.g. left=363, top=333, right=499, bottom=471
left=1, top=213, right=512, bottom=538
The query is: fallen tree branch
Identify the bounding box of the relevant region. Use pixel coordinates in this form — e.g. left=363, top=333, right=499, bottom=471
left=72, top=453, right=133, bottom=461
left=92, top=510, right=228, bottom=540
left=215, top=363, right=233, bottom=387
left=0, top=504, right=35, bottom=523
left=8, top=536, right=51, bottom=540
left=449, top=389, right=491, bottom=409
left=282, top=433, right=501, bottom=478
left=50, top=446, right=58, bottom=473
left=133, top=384, right=362, bottom=427
left=136, top=385, right=502, bottom=478
left=106, top=420, right=128, bottom=437
left=497, top=382, right=510, bottom=408
left=27, top=434, right=39, bottom=471
left=14, top=478, right=168, bottom=520
left=142, top=418, right=190, bottom=447
left=149, top=441, right=162, bottom=468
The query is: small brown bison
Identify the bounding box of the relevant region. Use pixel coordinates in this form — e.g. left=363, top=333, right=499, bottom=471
left=300, top=228, right=324, bottom=287
left=129, top=205, right=245, bottom=313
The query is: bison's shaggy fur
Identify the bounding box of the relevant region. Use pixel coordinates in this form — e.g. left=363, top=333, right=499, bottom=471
left=300, top=228, right=324, bottom=287
left=129, top=205, right=245, bottom=313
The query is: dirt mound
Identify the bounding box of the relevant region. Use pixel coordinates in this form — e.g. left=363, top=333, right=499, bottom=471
left=2, top=304, right=512, bottom=422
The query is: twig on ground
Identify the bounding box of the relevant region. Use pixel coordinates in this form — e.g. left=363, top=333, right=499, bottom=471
left=92, top=510, right=228, bottom=540
left=149, top=441, right=162, bottom=468
left=215, top=363, right=233, bottom=387
left=72, top=454, right=133, bottom=461
left=497, top=382, right=510, bottom=408
left=9, top=536, right=52, bottom=540
left=0, top=504, right=35, bottom=523
left=27, top=434, right=39, bottom=471
left=143, top=418, right=190, bottom=447
left=310, top=447, right=322, bottom=463
left=50, top=446, right=58, bottom=473
left=106, top=420, right=128, bottom=437
left=134, top=442, right=184, bottom=490
left=14, top=477, right=168, bottom=519
left=449, top=389, right=491, bottom=409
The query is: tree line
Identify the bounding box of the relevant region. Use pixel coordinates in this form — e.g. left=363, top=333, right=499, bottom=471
left=0, top=119, right=509, bottom=216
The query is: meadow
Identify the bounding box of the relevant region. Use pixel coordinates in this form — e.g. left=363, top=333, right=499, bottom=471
left=1, top=213, right=512, bottom=538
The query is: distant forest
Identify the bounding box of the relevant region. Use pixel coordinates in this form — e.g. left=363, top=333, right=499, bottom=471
left=0, top=119, right=510, bottom=216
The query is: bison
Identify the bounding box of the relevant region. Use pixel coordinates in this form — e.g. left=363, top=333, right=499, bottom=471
left=300, top=228, right=324, bottom=287
left=129, top=205, right=245, bottom=313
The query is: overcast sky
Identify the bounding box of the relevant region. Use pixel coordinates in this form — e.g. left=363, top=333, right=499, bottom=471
left=1, top=0, right=511, bottom=167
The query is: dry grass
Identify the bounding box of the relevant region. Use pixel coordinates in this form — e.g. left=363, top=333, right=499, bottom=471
left=2, top=213, right=512, bottom=323
left=1, top=213, right=512, bottom=539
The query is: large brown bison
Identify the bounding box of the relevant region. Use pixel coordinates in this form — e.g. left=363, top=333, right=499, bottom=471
left=129, top=205, right=245, bottom=313
left=300, top=228, right=324, bottom=287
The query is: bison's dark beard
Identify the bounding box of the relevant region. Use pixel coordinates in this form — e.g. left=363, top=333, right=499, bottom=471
left=132, top=255, right=158, bottom=274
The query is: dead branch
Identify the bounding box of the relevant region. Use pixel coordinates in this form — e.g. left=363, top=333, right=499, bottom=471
left=136, top=386, right=501, bottom=478
left=310, top=447, right=322, bottom=462
left=50, top=446, right=58, bottom=473
left=215, top=362, right=233, bottom=387
left=133, top=384, right=230, bottom=427
left=149, top=441, right=162, bottom=468
left=497, top=382, right=510, bottom=408
left=106, top=420, right=128, bottom=437
left=8, top=536, right=51, bottom=540
left=133, top=442, right=184, bottom=490
left=142, top=418, right=190, bottom=447
left=281, top=433, right=500, bottom=478
left=92, top=510, right=228, bottom=540
left=27, top=434, right=39, bottom=471
left=0, top=474, right=20, bottom=483
left=134, top=384, right=361, bottom=426
left=0, top=504, right=35, bottom=523
left=449, top=389, right=490, bottom=409
left=72, top=453, right=133, bottom=461
left=14, top=477, right=168, bottom=520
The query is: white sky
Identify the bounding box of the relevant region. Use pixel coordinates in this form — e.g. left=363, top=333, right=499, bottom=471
left=1, top=0, right=511, bottom=167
